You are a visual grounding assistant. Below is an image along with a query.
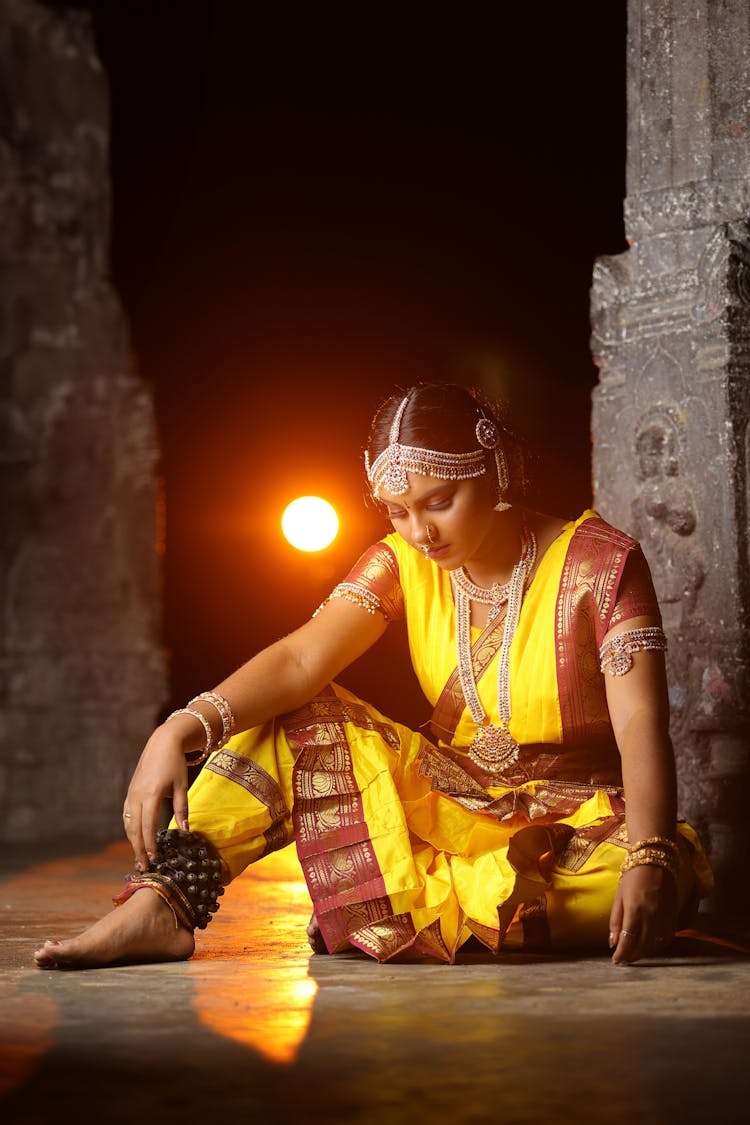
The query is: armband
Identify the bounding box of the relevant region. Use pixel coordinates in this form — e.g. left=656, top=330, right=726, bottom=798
left=599, top=626, right=667, bottom=676
left=314, top=582, right=384, bottom=618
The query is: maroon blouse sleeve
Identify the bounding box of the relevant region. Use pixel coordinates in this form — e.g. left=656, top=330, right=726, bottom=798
left=314, top=541, right=405, bottom=623
left=608, top=547, right=662, bottom=630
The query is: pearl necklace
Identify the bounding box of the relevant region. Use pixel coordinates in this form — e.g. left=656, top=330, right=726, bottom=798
left=450, top=523, right=537, bottom=773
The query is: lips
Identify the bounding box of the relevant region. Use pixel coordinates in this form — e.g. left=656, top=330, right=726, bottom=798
left=427, top=544, right=450, bottom=560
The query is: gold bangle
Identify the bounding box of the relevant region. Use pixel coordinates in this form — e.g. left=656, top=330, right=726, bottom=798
left=620, top=852, right=679, bottom=881
left=628, top=835, right=680, bottom=858
left=624, top=847, right=677, bottom=866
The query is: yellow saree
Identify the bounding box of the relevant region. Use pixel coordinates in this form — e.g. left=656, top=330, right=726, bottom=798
left=182, top=511, right=712, bottom=961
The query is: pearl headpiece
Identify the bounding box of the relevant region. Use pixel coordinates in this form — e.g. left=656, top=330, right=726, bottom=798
left=365, top=394, right=509, bottom=501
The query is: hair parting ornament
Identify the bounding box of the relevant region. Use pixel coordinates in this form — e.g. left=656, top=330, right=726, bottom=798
left=365, top=393, right=510, bottom=505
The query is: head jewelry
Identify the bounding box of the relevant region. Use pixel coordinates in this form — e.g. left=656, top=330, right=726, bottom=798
left=365, top=393, right=509, bottom=502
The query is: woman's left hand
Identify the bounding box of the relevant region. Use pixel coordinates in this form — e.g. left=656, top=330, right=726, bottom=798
left=609, top=863, right=678, bottom=964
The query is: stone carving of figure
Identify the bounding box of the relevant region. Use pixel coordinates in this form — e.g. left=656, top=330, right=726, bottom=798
left=630, top=412, right=705, bottom=629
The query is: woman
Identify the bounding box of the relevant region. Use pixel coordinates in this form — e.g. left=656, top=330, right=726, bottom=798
left=34, top=383, right=712, bottom=970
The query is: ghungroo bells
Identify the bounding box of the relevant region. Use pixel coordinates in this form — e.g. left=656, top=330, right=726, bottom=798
left=115, top=828, right=225, bottom=931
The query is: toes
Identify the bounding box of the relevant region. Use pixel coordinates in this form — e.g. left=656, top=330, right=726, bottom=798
left=34, top=940, right=66, bottom=968
left=308, top=929, right=328, bottom=954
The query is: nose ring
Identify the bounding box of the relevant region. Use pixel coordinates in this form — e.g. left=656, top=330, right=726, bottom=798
left=426, top=523, right=436, bottom=545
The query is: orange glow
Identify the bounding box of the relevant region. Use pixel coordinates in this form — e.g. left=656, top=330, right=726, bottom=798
left=188, top=845, right=319, bottom=1064
left=282, top=496, right=339, bottom=552
left=0, top=983, right=58, bottom=1096
left=0, top=846, right=131, bottom=1094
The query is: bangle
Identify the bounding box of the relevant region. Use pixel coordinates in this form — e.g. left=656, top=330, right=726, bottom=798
left=620, top=849, right=679, bottom=882
left=628, top=836, right=680, bottom=859
left=600, top=626, right=667, bottom=675
left=188, top=691, right=236, bottom=749
left=166, top=707, right=214, bottom=765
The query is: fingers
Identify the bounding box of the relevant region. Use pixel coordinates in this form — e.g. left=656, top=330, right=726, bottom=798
left=172, top=781, right=190, bottom=833
left=611, top=866, right=677, bottom=964
left=122, top=802, right=149, bottom=872
left=612, top=924, right=644, bottom=965
left=608, top=888, right=624, bottom=951
left=122, top=742, right=190, bottom=870
left=611, top=916, right=671, bottom=964
left=140, top=799, right=162, bottom=866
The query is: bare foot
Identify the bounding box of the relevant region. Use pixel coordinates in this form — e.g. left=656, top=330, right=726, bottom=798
left=306, top=911, right=328, bottom=954
left=34, top=888, right=195, bottom=970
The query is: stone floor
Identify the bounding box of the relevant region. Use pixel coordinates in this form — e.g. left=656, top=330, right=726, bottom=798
left=1, top=841, right=748, bottom=1124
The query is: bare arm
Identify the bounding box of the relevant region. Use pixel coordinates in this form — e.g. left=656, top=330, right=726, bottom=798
left=124, top=598, right=387, bottom=869
left=603, top=614, right=679, bottom=964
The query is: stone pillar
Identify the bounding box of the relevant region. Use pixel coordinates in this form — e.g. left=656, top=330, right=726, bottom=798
left=591, top=0, right=750, bottom=917
left=0, top=0, right=167, bottom=844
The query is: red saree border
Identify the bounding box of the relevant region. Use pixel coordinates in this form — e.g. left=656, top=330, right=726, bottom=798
left=206, top=748, right=291, bottom=858
left=282, top=689, right=421, bottom=960
left=555, top=518, right=637, bottom=746
left=429, top=608, right=508, bottom=743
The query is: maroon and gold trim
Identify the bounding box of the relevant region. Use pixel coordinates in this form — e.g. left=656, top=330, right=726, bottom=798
left=555, top=518, right=639, bottom=750
left=428, top=516, right=651, bottom=760
left=324, top=541, right=405, bottom=623
left=282, top=688, right=419, bottom=961
left=555, top=814, right=628, bottom=873
left=418, top=739, right=624, bottom=823
left=416, top=742, right=495, bottom=812
left=206, top=748, right=291, bottom=858
left=519, top=895, right=551, bottom=949
left=429, top=608, right=508, bottom=743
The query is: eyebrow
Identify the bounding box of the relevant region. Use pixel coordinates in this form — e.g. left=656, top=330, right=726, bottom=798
left=383, top=484, right=452, bottom=509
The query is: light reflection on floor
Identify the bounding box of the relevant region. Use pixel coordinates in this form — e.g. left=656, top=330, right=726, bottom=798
left=0, top=842, right=131, bottom=1096
left=0, top=981, right=58, bottom=1097
left=0, top=840, right=318, bottom=1081
left=186, top=844, right=319, bottom=1064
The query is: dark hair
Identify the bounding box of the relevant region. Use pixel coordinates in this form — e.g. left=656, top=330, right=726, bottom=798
left=365, top=382, right=528, bottom=501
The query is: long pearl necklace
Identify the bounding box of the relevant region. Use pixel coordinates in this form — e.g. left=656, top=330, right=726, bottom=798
left=450, top=522, right=537, bottom=773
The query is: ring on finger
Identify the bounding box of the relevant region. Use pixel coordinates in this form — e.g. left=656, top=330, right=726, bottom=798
left=621, top=928, right=636, bottom=937
left=123, top=811, right=133, bottom=819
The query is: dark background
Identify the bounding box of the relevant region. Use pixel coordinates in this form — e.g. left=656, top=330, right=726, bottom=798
left=57, top=2, right=628, bottom=728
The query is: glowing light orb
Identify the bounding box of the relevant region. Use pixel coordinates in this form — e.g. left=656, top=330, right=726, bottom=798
left=282, top=496, right=339, bottom=552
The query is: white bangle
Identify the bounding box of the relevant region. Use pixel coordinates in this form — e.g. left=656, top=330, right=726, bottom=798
left=167, top=707, right=214, bottom=765
left=188, top=691, right=236, bottom=749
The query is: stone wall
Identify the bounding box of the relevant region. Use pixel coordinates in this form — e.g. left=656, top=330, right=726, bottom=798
left=591, top=0, right=750, bottom=916
left=0, top=0, right=167, bottom=844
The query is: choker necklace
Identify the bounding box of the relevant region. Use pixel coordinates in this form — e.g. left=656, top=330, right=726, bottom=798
left=450, top=522, right=537, bottom=772
left=452, top=568, right=511, bottom=622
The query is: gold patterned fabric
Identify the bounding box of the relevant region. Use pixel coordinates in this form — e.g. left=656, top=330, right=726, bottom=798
left=180, top=511, right=713, bottom=961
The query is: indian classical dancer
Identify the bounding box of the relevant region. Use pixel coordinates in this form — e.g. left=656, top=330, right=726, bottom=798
left=35, top=382, right=712, bottom=970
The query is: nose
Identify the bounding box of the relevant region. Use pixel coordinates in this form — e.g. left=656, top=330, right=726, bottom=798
left=414, top=519, right=437, bottom=550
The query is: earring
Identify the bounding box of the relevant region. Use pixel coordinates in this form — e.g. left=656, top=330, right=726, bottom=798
left=476, top=413, right=512, bottom=511
left=493, top=447, right=511, bottom=511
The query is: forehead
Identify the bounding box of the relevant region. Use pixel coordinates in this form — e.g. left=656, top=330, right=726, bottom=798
left=377, top=473, right=461, bottom=506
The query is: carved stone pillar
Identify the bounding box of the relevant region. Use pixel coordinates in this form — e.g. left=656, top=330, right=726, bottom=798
left=591, top=0, right=750, bottom=917
left=0, top=0, right=167, bottom=843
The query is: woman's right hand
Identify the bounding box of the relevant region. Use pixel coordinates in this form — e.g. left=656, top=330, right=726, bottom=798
left=122, top=714, right=199, bottom=871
